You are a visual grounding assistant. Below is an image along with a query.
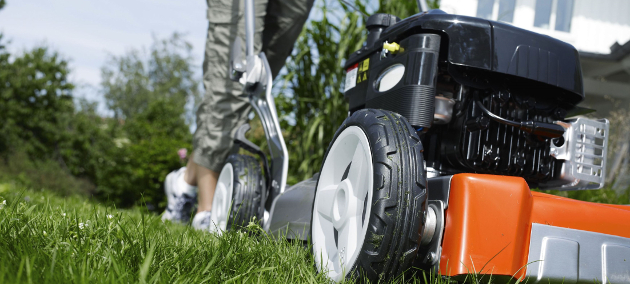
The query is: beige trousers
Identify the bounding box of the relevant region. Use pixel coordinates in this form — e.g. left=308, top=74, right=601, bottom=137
left=193, top=0, right=314, bottom=172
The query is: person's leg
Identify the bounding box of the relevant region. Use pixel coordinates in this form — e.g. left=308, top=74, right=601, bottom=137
left=182, top=159, right=218, bottom=213
left=188, top=0, right=268, bottom=226
left=262, top=0, right=315, bottom=78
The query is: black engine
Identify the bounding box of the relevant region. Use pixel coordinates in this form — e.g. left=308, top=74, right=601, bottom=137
left=343, top=10, right=605, bottom=188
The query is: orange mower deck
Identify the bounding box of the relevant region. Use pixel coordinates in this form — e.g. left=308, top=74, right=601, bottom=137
left=438, top=174, right=630, bottom=281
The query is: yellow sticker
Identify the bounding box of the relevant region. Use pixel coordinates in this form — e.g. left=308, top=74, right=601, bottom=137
left=357, top=58, right=370, bottom=84
left=361, top=58, right=369, bottom=71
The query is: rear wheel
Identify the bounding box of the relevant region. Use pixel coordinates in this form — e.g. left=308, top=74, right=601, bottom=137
left=311, top=109, right=428, bottom=282
left=211, top=154, right=264, bottom=233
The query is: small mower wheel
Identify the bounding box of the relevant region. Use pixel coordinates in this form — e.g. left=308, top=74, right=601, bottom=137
left=211, top=154, right=264, bottom=233
left=311, top=109, right=428, bottom=282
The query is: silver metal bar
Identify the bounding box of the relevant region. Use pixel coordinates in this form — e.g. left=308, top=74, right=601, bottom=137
left=575, top=153, right=604, bottom=159
left=248, top=52, right=288, bottom=214
left=574, top=162, right=603, bottom=168
left=244, top=0, right=255, bottom=57
left=576, top=142, right=605, bottom=149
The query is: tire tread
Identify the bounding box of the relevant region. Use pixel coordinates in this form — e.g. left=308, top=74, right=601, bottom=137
left=314, top=109, right=427, bottom=282
left=226, top=154, right=264, bottom=228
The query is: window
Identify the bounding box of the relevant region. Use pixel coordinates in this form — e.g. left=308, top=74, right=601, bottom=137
left=476, top=0, right=517, bottom=23
left=498, top=0, right=516, bottom=23
left=534, top=0, right=575, bottom=32
left=554, top=0, right=574, bottom=32
left=477, top=0, right=494, bottom=20
left=534, top=0, right=553, bottom=28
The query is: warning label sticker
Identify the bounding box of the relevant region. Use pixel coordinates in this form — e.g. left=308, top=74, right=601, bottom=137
left=344, top=63, right=358, bottom=92
left=357, top=58, right=369, bottom=84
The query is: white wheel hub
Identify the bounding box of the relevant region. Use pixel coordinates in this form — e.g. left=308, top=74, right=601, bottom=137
left=312, top=126, right=373, bottom=282
left=210, top=162, right=233, bottom=234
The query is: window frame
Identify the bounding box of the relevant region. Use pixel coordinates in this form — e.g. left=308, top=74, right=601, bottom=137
left=533, top=0, right=575, bottom=33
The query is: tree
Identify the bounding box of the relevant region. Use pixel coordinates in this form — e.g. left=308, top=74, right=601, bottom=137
left=101, top=33, right=200, bottom=120
left=0, top=32, right=196, bottom=209
left=0, top=45, right=75, bottom=162
left=97, top=33, right=198, bottom=208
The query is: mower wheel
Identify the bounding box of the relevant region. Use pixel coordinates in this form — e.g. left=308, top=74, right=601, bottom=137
left=311, top=109, right=428, bottom=282
left=211, top=154, right=264, bottom=233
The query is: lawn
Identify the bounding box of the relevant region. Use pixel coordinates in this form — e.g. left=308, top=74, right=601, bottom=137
left=0, top=181, right=329, bottom=283
left=3, top=181, right=625, bottom=283
left=0, top=182, right=450, bottom=284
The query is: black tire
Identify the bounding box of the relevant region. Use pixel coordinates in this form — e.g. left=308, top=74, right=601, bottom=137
left=225, top=154, right=264, bottom=228
left=311, top=109, right=428, bottom=282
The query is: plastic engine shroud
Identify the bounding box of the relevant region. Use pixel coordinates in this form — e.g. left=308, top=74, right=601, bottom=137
left=343, top=10, right=587, bottom=187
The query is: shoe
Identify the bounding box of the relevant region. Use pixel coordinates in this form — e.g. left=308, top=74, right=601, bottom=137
left=162, top=167, right=197, bottom=224
left=192, top=211, right=212, bottom=231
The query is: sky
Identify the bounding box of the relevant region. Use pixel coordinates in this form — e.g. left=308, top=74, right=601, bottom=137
left=0, top=0, right=208, bottom=114
left=0, top=0, right=381, bottom=116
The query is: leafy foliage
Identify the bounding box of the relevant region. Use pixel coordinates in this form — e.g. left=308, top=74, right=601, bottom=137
left=0, top=33, right=196, bottom=210
left=604, top=101, right=630, bottom=190
left=0, top=36, right=109, bottom=197
left=89, top=33, right=198, bottom=208
left=0, top=45, right=75, bottom=162
left=0, top=151, right=95, bottom=196
left=101, top=33, right=200, bottom=120
left=95, top=99, right=192, bottom=208
left=376, top=0, right=440, bottom=18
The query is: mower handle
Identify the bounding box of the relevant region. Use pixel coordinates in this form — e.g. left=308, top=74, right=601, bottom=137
left=231, top=0, right=289, bottom=218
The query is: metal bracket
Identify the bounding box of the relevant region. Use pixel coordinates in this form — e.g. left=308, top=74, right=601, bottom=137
left=415, top=200, right=445, bottom=271
left=413, top=175, right=452, bottom=271
left=427, top=175, right=452, bottom=209
left=229, top=37, right=246, bottom=82
left=234, top=123, right=263, bottom=156
left=541, top=117, right=609, bottom=190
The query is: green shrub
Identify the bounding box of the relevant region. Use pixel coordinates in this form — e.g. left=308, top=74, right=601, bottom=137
left=94, top=99, right=191, bottom=209
left=0, top=151, right=94, bottom=197
left=0, top=33, right=194, bottom=211
left=0, top=44, right=75, bottom=162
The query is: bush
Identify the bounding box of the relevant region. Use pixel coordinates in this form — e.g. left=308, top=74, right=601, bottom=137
left=0, top=27, right=199, bottom=210
left=605, top=101, right=630, bottom=191
left=94, top=99, right=191, bottom=209
left=0, top=151, right=94, bottom=197
left=0, top=44, right=75, bottom=162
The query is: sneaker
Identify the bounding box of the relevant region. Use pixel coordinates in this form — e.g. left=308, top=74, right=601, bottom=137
left=162, top=167, right=197, bottom=224
left=192, top=211, right=212, bottom=231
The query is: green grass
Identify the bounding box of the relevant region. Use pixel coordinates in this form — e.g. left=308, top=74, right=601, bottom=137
left=0, top=181, right=331, bottom=283
left=539, top=187, right=630, bottom=204
left=5, top=180, right=623, bottom=283
left=0, top=182, right=454, bottom=284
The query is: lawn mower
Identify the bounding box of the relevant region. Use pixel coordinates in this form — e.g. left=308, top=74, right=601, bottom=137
left=215, top=0, right=630, bottom=283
